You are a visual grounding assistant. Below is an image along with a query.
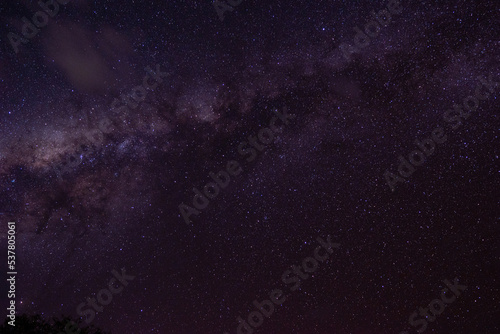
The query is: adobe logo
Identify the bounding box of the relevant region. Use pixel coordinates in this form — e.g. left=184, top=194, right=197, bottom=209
left=7, top=0, right=71, bottom=54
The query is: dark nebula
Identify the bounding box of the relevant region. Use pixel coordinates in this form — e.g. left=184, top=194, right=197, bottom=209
left=0, top=0, right=499, bottom=333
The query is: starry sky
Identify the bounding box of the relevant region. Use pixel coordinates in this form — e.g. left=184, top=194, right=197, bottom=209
left=0, top=0, right=499, bottom=333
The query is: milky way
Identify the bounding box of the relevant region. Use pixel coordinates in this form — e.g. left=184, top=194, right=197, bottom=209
left=0, top=1, right=499, bottom=333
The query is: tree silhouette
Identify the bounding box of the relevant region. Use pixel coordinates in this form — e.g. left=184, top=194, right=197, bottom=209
left=0, top=314, right=111, bottom=334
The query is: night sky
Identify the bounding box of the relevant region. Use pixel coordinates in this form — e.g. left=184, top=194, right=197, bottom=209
left=0, top=0, right=499, bottom=333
